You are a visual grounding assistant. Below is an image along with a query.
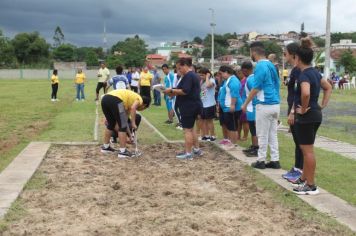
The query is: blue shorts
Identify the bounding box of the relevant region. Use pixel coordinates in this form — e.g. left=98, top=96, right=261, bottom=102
left=164, top=96, right=173, bottom=111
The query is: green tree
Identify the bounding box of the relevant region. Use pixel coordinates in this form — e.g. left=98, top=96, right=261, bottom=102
left=111, top=35, right=148, bottom=67
left=53, top=43, right=76, bottom=61
left=338, top=49, right=356, bottom=73
left=313, top=37, right=325, bottom=48
left=261, top=41, right=283, bottom=60
left=193, top=36, right=203, bottom=44
left=53, top=26, right=65, bottom=47
left=202, top=44, right=228, bottom=58
left=85, top=50, right=99, bottom=66
left=11, top=32, right=49, bottom=64
left=0, top=30, right=17, bottom=68
left=106, top=54, right=124, bottom=69
left=238, top=43, right=250, bottom=56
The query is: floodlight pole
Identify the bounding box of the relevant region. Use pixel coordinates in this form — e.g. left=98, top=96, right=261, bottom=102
left=209, top=8, right=216, bottom=73
left=324, top=0, right=331, bottom=79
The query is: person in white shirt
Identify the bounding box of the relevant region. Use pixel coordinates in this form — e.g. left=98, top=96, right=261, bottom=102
left=131, top=68, right=140, bottom=93
left=95, top=62, right=110, bottom=101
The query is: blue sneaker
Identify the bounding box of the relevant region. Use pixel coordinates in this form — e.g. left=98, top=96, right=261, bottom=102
left=282, top=168, right=301, bottom=180
left=176, top=152, right=193, bottom=159
left=282, top=168, right=294, bottom=179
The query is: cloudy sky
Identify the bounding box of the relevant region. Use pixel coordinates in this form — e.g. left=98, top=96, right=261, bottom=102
left=0, top=0, right=355, bottom=48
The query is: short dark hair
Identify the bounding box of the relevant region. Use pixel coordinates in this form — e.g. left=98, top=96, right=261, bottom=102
left=296, top=38, right=314, bottom=65
left=198, top=67, right=211, bottom=75
left=241, top=61, right=253, bottom=70
left=219, top=65, right=234, bottom=75
left=161, top=64, right=169, bottom=69
left=141, top=96, right=151, bottom=108
left=286, top=42, right=299, bottom=56
left=116, top=65, right=123, bottom=74
left=53, top=69, right=58, bottom=75
left=176, top=58, right=192, bottom=67
left=250, top=41, right=265, bottom=56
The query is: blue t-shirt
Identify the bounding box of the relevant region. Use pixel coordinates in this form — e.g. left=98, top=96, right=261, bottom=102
left=108, top=75, right=129, bottom=90
left=287, top=67, right=300, bottom=107
left=200, top=78, right=216, bottom=108
left=176, top=71, right=202, bottom=116
left=253, top=59, right=280, bottom=105
left=164, top=72, right=175, bottom=101
left=218, top=75, right=242, bottom=113
left=244, top=74, right=257, bottom=121
left=126, top=72, right=132, bottom=84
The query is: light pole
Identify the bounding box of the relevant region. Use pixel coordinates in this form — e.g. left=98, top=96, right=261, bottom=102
left=324, top=0, right=331, bottom=80
left=209, top=8, right=215, bottom=73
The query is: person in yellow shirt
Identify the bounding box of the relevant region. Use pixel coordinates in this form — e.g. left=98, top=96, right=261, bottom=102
left=100, top=89, right=151, bottom=158
left=75, top=68, right=86, bottom=101
left=51, top=69, right=59, bottom=102
left=282, top=68, right=289, bottom=85
left=139, top=66, right=153, bottom=100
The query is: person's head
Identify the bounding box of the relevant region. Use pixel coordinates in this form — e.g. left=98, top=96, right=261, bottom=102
left=235, top=69, right=244, bottom=80
left=138, top=95, right=151, bottom=111
left=77, top=68, right=82, bottom=73
left=197, top=67, right=211, bottom=80
left=116, top=65, right=123, bottom=75
left=176, top=58, right=192, bottom=76
left=162, top=64, right=170, bottom=75
left=295, top=37, right=314, bottom=67
left=241, top=61, right=253, bottom=77
left=250, top=41, right=265, bottom=62
left=143, top=66, right=148, bottom=73
left=100, top=62, right=106, bottom=69
left=284, top=42, right=299, bottom=64
left=53, top=69, right=58, bottom=75
left=218, top=65, right=234, bottom=79
left=268, top=53, right=277, bottom=63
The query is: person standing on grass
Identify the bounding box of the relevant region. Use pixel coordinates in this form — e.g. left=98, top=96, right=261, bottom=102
left=152, top=67, right=162, bottom=106
left=163, top=58, right=203, bottom=159
left=75, top=68, right=86, bottom=101
left=198, top=67, right=216, bottom=142
left=100, top=89, right=151, bottom=158
left=218, top=65, right=242, bottom=150
left=162, top=64, right=175, bottom=124
left=292, top=38, right=332, bottom=195
left=106, top=65, right=130, bottom=91
left=95, top=62, right=110, bottom=101
left=242, top=41, right=281, bottom=169
left=236, top=69, right=249, bottom=141
left=241, top=61, right=259, bottom=157
left=139, top=66, right=153, bottom=100
left=131, top=68, right=140, bottom=93
left=282, top=42, right=304, bottom=183
left=51, top=69, right=59, bottom=102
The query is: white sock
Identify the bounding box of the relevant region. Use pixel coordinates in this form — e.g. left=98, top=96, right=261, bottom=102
left=103, top=143, right=110, bottom=148
left=119, top=148, right=126, bottom=153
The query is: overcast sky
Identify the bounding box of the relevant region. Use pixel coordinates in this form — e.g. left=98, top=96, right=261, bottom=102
left=0, top=0, right=355, bottom=48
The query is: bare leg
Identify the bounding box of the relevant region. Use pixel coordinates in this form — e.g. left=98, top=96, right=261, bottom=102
left=300, top=144, right=316, bottom=185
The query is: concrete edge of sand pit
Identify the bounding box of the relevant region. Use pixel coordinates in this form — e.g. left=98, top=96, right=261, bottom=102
left=141, top=115, right=356, bottom=232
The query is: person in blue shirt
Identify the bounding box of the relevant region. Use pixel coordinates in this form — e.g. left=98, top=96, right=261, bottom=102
left=162, top=64, right=175, bottom=124
left=292, top=38, right=332, bottom=195
left=126, top=68, right=132, bottom=85
left=106, top=65, right=130, bottom=90
left=218, top=65, right=242, bottom=150
left=197, top=67, right=216, bottom=141
left=163, top=58, right=203, bottom=159
left=240, top=61, right=259, bottom=157
left=242, top=41, right=281, bottom=170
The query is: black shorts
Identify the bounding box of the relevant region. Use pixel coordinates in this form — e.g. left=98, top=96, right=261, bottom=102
left=201, top=105, right=216, bottom=119
left=96, top=82, right=107, bottom=93
left=101, top=95, right=128, bottom=132
left=295, top=122, right=321, bottom=145
left=248, top=121, right=256, bottom=137
left=181, top=107, right=201, bottom=129
left=221, top=111, right=241, bottom=131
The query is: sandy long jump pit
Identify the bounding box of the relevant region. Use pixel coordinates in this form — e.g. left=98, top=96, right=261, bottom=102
left=2, top=143, right=346, bottom=235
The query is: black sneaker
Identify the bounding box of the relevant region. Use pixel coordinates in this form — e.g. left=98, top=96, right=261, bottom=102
left=293, top=184, right=319, bottom=195
left=265, top=161, right=281, bottom=169
left=251, top=161, right=266, bottom=169
left=118, top=149, right=133, bottom=158
left=209, top=136, right=216, bottom=141
left=245, top=149, right=258, bottom=157
left=164, top=120, right=173, bottom=124
left=202, top=136, right=210, bottom=141
left=101, top=145, right=116, bottom=154
left=243, top=145, right=254, bottom=153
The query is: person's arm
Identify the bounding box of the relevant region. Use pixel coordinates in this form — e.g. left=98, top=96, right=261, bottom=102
left=287, top=104, right=295, bottom=125
left=129, top=100, right=140, bottom=130
left=205, top=74, right=214, bottom=88
left=320, top=78, right=332, bottom=109
left=296, top=82, right=310, bottom=114
left=163, top=88, right=186, bottom=97
left=241, top=89, right=259, bottom=113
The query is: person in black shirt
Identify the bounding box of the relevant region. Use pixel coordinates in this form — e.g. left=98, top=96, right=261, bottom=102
left=163, top=58, right=203, bottom=159
left=292, top=38, right=332, bottom=195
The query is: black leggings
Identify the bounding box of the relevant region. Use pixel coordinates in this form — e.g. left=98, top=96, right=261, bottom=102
left=51, top=83, right=58, bottom=99
left=140, top=86, right=151, bottom=99
left=290, top=124, right=304, bottom=169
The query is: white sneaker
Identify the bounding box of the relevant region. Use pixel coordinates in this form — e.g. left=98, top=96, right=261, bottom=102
left=76, top=98, right=79, bottom=101
left=51, top=99, right=55, bottom=102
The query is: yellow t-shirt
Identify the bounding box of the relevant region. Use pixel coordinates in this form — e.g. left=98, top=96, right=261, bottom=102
left=139, top=71, right=153, bottom=86
left=98, top=67, right=110, bottom=82
left=282, top=69, right=289, bottom=77
left=51, top=75, right=59, bottom=84
left=75, top=73, right=86, bottom=84
left=108, top=89, right=143, bottom=111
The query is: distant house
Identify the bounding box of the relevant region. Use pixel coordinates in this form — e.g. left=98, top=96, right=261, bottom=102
left=217, top=55, right=238, bottom=65
left=157, top=43, right=193, bottom=61
left=145, top=54, right=167, bottom=68
left=256, top=34, right=278, bottom=41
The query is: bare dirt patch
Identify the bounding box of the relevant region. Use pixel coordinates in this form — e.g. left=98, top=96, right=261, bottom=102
left=2, top=143, right=346, bottom=235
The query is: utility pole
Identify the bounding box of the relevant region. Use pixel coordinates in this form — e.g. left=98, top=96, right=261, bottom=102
left=103, top=20, right=107, bottom=56
left=324, top=0, right=331, bottom=80
left=209, top=8, right=215, bottom=73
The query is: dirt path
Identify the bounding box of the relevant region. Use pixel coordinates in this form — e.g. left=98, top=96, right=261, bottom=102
left=3, top=143, right=349, bottom=235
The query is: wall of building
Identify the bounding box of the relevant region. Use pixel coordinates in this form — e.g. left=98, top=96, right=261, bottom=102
left=0, top=69, right=116, bottom=79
